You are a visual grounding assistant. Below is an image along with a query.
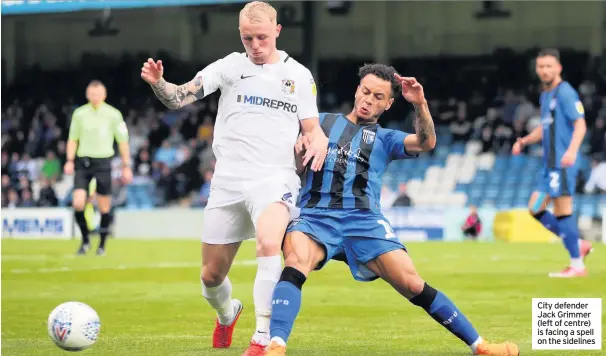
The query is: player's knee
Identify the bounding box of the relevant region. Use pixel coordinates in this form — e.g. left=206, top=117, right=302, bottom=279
left=200, top=266, right=226, bottom=288
left=407, top=274, right=426, bottom=296
left=96, top=196, right=112, bottom=213
left=256, top=235, right=282, bottom=256
left=72, top=198, right=86, bottom=211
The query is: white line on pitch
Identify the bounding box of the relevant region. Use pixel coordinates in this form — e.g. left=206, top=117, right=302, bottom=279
left=7, top=259, right=257, bottom=274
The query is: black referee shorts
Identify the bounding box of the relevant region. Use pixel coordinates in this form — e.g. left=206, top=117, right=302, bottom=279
left=74, top=157, right=112, bottom=196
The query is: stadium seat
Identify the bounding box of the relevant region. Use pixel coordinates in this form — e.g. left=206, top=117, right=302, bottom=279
left=446, top=154, right=463, bottom=168
left=451, top=142, right=465, bottom=154
left=476, top=153, right=495, bottom=170
left=465, top=140, right=482, bottom=156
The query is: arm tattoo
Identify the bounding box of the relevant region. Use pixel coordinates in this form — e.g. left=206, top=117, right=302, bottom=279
left=413, top=102, right=436, bottom=146
left=150, top=77, right=204, bottom=110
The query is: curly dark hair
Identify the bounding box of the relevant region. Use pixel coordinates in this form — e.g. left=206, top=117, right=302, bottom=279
left=358, top=63, right=402, bottom=98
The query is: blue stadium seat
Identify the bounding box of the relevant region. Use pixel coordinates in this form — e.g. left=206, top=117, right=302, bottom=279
left=485, top=188, right=500, bottom=199
left=469, top=196, right=483, bottom=206
left=493, top=157, right=508, bottom=171
left=501, top=189, right=516, bottom=199
left=455, top=183, right=471, bottom=193
left=435, top=146, right=450, bottom=160
left=451, top=142, right=465, bottom=154
left=496, top=200, right=513, bottom=210
left=509, top=155, right=527, bottom=169
left=513, top=197, right=528, bottom=208
left=126, top=184, right=155, bottom=210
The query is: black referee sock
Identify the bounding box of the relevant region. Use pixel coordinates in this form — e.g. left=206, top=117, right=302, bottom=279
left=99, top=213, right=111, bottom=249
left=74, top=211, right=89, bottom=245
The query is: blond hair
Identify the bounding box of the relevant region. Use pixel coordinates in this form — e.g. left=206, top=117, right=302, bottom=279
left=239, top=1, right=277, bottom=24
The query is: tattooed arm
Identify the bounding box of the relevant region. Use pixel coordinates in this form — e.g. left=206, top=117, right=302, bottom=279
left=404, top=100, right=437, bottom=152
left=150, top=76, right=205, bottom=110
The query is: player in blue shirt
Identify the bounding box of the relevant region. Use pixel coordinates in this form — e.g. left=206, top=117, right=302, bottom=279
left=265, top=64, right=519, bottom=356
left=512, top=49, right=592, bottom=278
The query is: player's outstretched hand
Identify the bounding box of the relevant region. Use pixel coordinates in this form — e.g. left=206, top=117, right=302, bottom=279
left=302, top=132, right=328, bottom=172
left=512, top=138, right=524, bottom=155
left=141, top=58, right=164, bottom=85
left=394, top=74, right=426, bottom=105
left=560, top=149, right=576, bottom=167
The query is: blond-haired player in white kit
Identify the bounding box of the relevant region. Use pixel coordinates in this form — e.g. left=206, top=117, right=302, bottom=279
left=141, top=2, right=328, bottom=355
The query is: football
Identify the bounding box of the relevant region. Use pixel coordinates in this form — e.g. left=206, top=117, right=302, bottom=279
left=47, top=302, right=101, bottom=351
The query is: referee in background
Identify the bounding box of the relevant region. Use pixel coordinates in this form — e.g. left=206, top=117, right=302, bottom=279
left=64, top=80, right=132, bottom=255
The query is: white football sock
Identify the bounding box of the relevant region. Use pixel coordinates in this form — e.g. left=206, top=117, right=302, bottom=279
left=470, top=336, right=483, bottom=353
left=271, top=336, right=286, bottom=346
left=202, top=276, right=234, bottom=325
left=253, top=255, right=282, bottom=343
left=570, top=258, right=584, bottom=269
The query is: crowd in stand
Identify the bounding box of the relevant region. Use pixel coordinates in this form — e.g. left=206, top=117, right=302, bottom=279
left=2, top=49, right=605, bottom=209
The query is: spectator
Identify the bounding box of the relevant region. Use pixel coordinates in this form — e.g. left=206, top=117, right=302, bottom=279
left=134, top=149, right=153, bottom=180
left=493, top=122, right=514, bottom=154
left=41, top=150, right=62, bottom=182
left=129, top=125, right=148, bottom=157
left=148, top=119, right=169, bottom=149
left=380, top=185, right=398, bottom=208
left=8, top=152, right=20, bottom=178
left=56, top=141, right=67, bottom=165
left=198, top=115, right=214, bottom=144
left=15, top=153, right=38, bottom=181
left=19, top=189, right=36, bottom=207
left=502, top=90, right=519, bottom=124
left=181, top=114, right=199, bottom=141
left=23, top=130, right=40, bottom=157
left=38, top=178, right=59, bottom=207
left=173, top=146, right=201, bottom=201
left=5, top=189, right=20, bottom=209
left=512, top=119, right=528, bottom=144
left=461, top=206, right=482, bottom=240
left=1, top=151, right=9, bottom=173
left=514, top=95, right=535, bottom=123
left=166, top=126, right=184, bottom=147
left=590, top=118, right=605, bottom=155
left=1, top=174, right=12, bottom=206
left=480, top=126, right=495, bottom=153
left=16, top=176, right=31, bottom=194
left=155, top=164, right=174, bottom=204
left=197, top=169, right=214, bottom=207
left=584, top=158, right=606, bottom=194
left=450, top=116, right=472, bottom=143
left=392, top=183, right=412, bottom=207
left=154, top=140, right=177, bottom=168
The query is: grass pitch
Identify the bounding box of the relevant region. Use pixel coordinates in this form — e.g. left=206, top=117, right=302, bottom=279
left=1, top=239, right=604, bottom=355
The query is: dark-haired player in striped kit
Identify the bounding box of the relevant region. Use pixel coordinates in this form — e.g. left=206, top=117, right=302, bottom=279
left=265, top=64, right=519, bottom=356
left=512, top=48, right=592, bottom=278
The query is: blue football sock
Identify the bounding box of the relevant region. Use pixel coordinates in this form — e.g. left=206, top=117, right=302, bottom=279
left=532, top=210, right=560, bottom=236
left=556, top=215, right=580, bottom=259
left=269, top=267, right=306, bottom=344
left=410, top=283, right=480, bottom=346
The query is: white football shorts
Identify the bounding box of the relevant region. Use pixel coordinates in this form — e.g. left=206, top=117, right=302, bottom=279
left=201, top=174, right=301, bottom=245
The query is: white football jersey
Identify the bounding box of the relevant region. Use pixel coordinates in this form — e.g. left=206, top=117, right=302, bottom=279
left=196, top=51, right=319, bottom=191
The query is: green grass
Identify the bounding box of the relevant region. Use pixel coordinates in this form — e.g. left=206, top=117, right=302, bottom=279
left=2, top=239, right=605, bottom=355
